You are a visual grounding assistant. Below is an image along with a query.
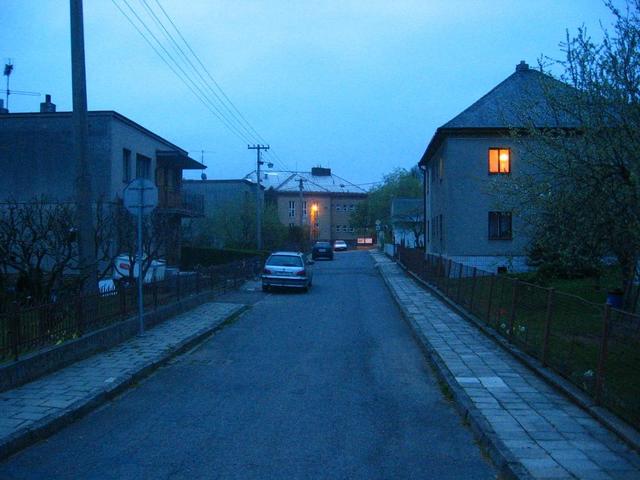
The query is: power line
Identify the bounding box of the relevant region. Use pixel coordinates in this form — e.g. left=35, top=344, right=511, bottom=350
left=114, top=0, right=254, bottom=144
left=112, top=0, right=293, bottom=172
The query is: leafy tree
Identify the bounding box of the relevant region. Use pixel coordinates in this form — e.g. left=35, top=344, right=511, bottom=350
left=350, top=167, right=422, bottom=242
left=495, top=0, right=640, bottom=300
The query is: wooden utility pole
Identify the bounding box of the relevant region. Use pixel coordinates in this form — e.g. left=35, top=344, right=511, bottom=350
left=298, top=177, right=304, bottom=226
left=70, top=0, right=97, bottom=293
left=248, top=144, right=269, bottom=250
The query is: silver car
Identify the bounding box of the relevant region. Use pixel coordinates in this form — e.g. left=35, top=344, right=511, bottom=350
left=261, top=251, right=314, bottom=292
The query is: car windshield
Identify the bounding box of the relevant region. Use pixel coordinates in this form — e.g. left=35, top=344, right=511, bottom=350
left=267, top=255, right=303, bottom=267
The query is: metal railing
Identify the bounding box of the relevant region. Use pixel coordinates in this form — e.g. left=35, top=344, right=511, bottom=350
left=0, top=258, right=261, bottom=363
left=397, top=246, right=640, bottom=430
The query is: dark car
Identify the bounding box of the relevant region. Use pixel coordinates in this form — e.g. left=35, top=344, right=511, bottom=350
left=312, top=241, right=333, bottom=260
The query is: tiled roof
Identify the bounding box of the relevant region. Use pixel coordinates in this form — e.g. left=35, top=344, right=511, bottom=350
left=442, top=61, right=578, bottom=129
left=244, top=170, right=367, bottom=194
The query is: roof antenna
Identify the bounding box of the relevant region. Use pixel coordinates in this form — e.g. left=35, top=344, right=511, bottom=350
left=3, top=60, right=40, bottom=110
left=200, top=150, right=207, bottom=180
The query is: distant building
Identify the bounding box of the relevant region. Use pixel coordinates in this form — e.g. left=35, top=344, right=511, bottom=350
left=391, top=198, right=424, bottom=248
left=0, top=100, right=205, bottom=265
left=419, top=61, right=575, bottom=272
left=244, top=167, right=367, bottom=245
left=182, top=179, right=263, bottom=247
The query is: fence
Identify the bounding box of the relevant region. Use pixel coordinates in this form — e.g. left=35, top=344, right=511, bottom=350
left=0, top=258, right=261, bottom=363
left=396, top=246, right=640, bottom=431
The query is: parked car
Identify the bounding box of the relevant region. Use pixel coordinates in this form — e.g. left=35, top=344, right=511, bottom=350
left=333, top=240, right=348, bottom=251
left=261, top=251, right=313, bottom=292
left=312, top=241, right=334, bottom=260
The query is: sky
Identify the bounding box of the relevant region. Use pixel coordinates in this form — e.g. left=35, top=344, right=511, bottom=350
left=0, top=0, right=622, bottom=188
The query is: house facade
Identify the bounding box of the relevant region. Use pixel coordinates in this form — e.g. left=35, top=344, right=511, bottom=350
left=419, top=61, right=572, bottom=272
left=0, top=100, right=205, bottom=265
left=245, top=167, right=367, bottom=245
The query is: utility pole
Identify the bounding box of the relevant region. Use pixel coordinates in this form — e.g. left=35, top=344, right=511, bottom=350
left=298, top=177, right=304, bottom=227
left=248, top=144, right=269, bottom=250
left=70, top=0, right=97, bottom=293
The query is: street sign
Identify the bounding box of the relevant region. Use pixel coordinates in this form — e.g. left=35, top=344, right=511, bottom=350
left=123, top=178, right=158, bottom=216
left=122, top=177, right=158, bottom=336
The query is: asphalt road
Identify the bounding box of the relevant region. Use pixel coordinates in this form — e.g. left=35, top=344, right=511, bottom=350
left=0, top=250, right=496, bottom=479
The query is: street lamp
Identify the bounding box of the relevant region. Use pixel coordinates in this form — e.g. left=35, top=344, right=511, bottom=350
left=310, top=203, right=319, bottom=241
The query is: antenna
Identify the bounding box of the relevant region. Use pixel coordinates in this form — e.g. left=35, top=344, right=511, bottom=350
left=3, top=60, right=40, bottom=110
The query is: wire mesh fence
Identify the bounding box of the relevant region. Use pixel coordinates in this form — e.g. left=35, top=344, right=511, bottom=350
left=396, top=246, right=640, bottom=430
left=0, top=258, right=261, bottom=363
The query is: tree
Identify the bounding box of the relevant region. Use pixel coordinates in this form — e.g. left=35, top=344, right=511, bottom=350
left=0, top=197, right=116, bottom=303
left=350, top=168, right=422, bottom=242
left=495, top=0, right=640, bottom=299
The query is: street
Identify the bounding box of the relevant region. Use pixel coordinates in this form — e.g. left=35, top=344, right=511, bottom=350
left=0, top=250, right=496, bottom=479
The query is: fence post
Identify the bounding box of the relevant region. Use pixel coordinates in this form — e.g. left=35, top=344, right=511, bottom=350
left=486, top=275, right=495, bottom=325
left=595, top=304, right=612, bottom=405
left=10, top=302, right=20, bottom=361
left=541, top=288, right=555, bottom=366
left=508, top=280, right=519, bottom=341
left=469, top=267, right=478, bottom=313
left=176, top=272, right=181, bottom=301
left=196, top=271, right=200, bottom=294
left=75, top=295, right=84, bottom=337
left=456, top=263, right=464, bottom=303
left=445, top=259, right=453, bottom=296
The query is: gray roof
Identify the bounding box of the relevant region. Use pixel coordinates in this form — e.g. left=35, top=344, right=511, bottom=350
left=391, top=198, right=423, bottom=221
left=443, top=61, right=577, bottom=129
left=420, top=61, right=578, bottom=165
left=244, top=170, right=366, bottom=195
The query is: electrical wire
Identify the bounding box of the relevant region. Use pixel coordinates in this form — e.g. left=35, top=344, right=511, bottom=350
left=112, top=0, right=293, bottom=172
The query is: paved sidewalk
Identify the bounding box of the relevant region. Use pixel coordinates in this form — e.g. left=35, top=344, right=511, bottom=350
left=0, top=301, right=245, bottom=460
left=372, top=252, right=640, bottom=480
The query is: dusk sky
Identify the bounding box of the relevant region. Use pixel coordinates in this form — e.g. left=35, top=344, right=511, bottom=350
left=1, top=1, right=620, bottom=187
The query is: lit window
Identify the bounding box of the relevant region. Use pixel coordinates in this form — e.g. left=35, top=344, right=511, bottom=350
left=489, top=148, right=510, bottom=174
left=488, top=212, right=512, bottom=240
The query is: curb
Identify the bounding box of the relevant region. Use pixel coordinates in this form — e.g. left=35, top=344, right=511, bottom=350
left=374, top=260, right=531, bottom=480
left=398, top=262, right=640, bottom=455
left=0, top=304, right=249, bottom=462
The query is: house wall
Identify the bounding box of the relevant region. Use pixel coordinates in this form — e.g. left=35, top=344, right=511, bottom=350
left=0, top=113, right=112, bottom=202
left=425, top=135, right=531, bottom=271
left=182, top=180, right=260, bottom=217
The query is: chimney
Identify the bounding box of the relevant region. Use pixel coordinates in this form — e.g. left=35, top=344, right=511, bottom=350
left=311, top=166, right=331, bottom=176
left=0, top=99, right=7, bottom=114
left=40, top=94, right=56, bottom=113
left=515, top=60, right=529, bottom=72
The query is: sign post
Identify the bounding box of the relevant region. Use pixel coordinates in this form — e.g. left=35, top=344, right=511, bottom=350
left=123, top=178, right=158, bottom=336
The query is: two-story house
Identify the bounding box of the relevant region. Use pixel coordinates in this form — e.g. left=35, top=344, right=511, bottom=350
left=245, top=167, right=367, bottom=246
left=419, top=61, right=574, bottom=272
left=0, top=97, right=205, bottom=265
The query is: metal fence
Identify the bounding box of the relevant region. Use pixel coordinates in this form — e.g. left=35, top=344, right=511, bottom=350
left=0, top=258, right=261, bottom=363
left=397, top=246, right=640, bottom=430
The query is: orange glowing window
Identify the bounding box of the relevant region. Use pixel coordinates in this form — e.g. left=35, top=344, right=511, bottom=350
left=489, top=148, right=510, bottom=174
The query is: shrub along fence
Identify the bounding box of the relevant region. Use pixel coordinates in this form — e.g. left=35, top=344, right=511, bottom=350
left=0, top=258, right=261, bottom=363
left=397, top=246, right=640, bottom=431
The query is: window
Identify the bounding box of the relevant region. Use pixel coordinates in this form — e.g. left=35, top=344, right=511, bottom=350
left=349, top=226, right=354, bottom=233
left=302, top=201, right=307, bottom=218
left=489, top=212, right=512, bottom=240
left=136, top=154, right=151, bottom=179
left=289, top=223, right=295, bottom=228
left=342, top=204, right=347, bottom=212
left=122, top=149, right=131, bottom=183
left=336, top=205, right=342, bottom=212
left=288, top=200, right=296, bottom=218
left=438, top=158, right=444, bottom=181
left=489, top=148, right=510, bottom=174
left=349, top=204, right=355, bottom=212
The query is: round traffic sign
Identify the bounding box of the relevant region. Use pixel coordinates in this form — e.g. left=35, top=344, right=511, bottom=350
left=123, top=178, right=158, bottom=216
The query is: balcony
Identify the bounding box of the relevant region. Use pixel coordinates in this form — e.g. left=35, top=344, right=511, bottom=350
left=158, top=188, right=204, bottom=217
